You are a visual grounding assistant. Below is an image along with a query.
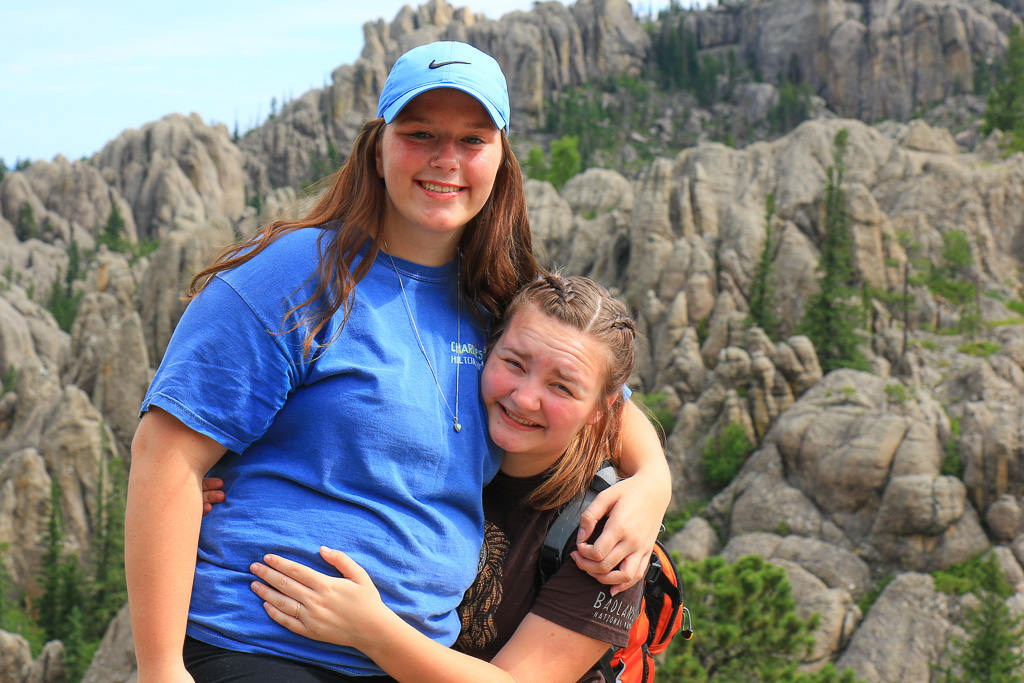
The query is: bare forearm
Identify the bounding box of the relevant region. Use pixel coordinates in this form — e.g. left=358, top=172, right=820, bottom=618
left=357, top=611, right=518, bottom=683
left=125, top=409, right=225, bottom=681
left=125, top=457, right=204, bottom=678
left=358, top=611, right=605, bottom=683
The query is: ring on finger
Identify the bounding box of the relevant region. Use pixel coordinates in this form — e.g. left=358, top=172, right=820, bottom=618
left=294, top=603, right=302, bottom=619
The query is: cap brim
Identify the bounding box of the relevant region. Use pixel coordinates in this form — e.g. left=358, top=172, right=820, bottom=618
left=380, top=83, right=508, bottom=132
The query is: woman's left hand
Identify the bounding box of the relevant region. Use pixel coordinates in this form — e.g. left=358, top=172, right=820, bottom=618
left=572, top=473, right=666, bottom=595
left=249, top=546, right=387, bottom=650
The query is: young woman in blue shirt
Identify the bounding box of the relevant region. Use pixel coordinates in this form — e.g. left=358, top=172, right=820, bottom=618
left=125, top=41, right=669, bottom=683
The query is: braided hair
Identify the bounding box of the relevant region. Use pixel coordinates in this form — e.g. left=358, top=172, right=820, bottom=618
left=489, top=272, right=637, bottom=510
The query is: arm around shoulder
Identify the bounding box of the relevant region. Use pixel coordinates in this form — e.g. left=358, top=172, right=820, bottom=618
left=125, top=407, right=226, bottom=682
left=574, top=399, right=671, bottom=590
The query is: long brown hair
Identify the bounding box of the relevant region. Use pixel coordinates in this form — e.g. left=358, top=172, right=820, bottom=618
left=188, top=117, right=539, bottom=358
left=490, top=273, right=638, bottom=510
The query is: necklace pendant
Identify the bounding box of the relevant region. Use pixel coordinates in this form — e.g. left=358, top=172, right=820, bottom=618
left=454, top=419, right=462, bottom=433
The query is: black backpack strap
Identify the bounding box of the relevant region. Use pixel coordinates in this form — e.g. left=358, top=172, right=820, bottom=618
left=538, top=464, right=617, bottom=583
left=596, top=649, right=619, bottom=682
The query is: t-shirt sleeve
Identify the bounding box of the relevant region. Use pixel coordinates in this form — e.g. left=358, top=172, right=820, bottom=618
left=140, top=275, right=306, bottom=453
left=529, top=558, right=644, bottom=649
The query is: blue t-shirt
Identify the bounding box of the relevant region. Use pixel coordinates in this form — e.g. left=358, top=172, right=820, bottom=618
left=141, top=225, right=502, bottom=675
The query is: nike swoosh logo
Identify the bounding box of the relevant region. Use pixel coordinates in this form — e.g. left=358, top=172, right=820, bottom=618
left=428, top=60, right=471, bottom=69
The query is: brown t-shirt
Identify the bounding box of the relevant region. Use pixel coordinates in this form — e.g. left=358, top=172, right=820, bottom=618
left=455, top=470, right=643, bottom=679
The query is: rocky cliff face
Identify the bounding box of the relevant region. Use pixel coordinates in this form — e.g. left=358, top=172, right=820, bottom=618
left=233, top=0, right=1023, bottom=198
left=1, top=0, right=1024, bottom=681
left=712, top=0, right=1017, bottom=120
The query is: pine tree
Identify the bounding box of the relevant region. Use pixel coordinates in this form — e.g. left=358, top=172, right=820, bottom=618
left=983, top=25, right=1024, bottom=144
left=939, top=552, right=1024, bottom=682
left=98, top=202, right=128, bottom=252
left=798, top=129, right=868, bottom=373
left=87, top=456, right=127, bottom=639
left=928, top=230, right=980, bottom=335
left=895, top=232, right=928, bottom=363
left=62, top=605, right=89, bottom=682
left=660, top=555, right=863, bottom=682
left=0, top=542, right=12, bottom=627
left=37, top=480, right=64, bottom=640
left=47, top=268, right=83, bottom=333
left=17, top=202, right=39, bottom=241
left=747, top=192, right=779, bottom=337
left=66, top=241, right=82, bottom=285
left=58, top=553, right=86, bottom=632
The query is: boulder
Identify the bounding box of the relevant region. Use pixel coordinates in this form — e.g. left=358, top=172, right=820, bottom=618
left=39, top=386, right=119, bottom=554
left=836, top=573, right=951, bottom=683
left=665, top=516, right=721, bottom=563
left=993, top=545, right=1024, bottom=591
left=773, top=558, right=855, bottom=665
left=0, top=630, right=31, bottom=682
left=12, top=156, right=136, bottom=246
left=81, top=603, right=136, bottom=683
left=94, top=113, right=247, bottom=239
left=986, top=495, right=1024, bottom=543
left=21, top=639, right=64, bottom=683
left=0, top=449, right=51, bottom=585
left=136, top=216, right=235, bottom=365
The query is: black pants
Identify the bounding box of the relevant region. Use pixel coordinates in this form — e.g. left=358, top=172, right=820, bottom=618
left=183, top=637, right=397, bottom=683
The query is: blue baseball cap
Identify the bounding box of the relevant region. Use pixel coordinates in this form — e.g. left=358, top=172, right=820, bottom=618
left=377, top=41, right=510, bottom=132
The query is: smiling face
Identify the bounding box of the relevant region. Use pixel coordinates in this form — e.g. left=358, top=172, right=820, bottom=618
left=375, top=88, right=504, bottom=264
left=481, top=303, right=613, bottom=477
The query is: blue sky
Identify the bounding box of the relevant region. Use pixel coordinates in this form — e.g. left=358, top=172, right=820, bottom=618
left=1, top=0, right=677, bottom=165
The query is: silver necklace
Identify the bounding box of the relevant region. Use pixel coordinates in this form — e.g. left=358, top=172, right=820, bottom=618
left=383, top=241, right=462, bottom=433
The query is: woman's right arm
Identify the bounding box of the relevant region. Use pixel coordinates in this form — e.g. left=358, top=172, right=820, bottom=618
left=126, top=407, right=227, bottom=683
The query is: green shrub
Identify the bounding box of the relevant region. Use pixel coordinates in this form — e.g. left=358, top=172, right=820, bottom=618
left=985, top=317, right=1024, bottom=328
left=547, top=136, right=581, bottom=190
left=524, top=146, right=548, bottom=182
left=1, top=366, right=16, bottom=395
left=957, top=341, right=1001, bottom=357
left=884, top=383, right=909, bottom=404
left=933, top=551, right=1011, bottom=597
left=696, top=317, right=709, bottom=345
left=942, top=439, right=964, bottom=478
left=1007, top=299, right=1024, bottom=316
left=701, top=422, right=754, bottom=488
left=857, top=576, right=894, bottom=615
left=660, top=555, right=864, bottom=682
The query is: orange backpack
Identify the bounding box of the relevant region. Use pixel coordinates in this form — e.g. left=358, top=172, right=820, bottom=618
left=539, top=465, right=693, bottom=683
